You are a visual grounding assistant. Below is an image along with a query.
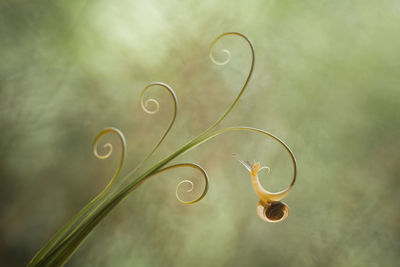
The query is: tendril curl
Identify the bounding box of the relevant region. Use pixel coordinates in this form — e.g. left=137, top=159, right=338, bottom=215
left=122, top=82, right=178, bottom=181
left=142, top=98, right=160, bottom=114
left=175, top=180, right=193, bottom=200
left=93, top=127, right=127, bottom=192
left=202, top=32, right=255, bottom=136
left=200, top=126, right=297, bottom=196
left=140, top=82, right=177, bottom=117
left=209, top=48, right=231, bottom=66
left=151, top=163, right=209, bottom=204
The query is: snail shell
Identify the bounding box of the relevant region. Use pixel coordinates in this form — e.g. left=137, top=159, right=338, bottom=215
left=256, top=201, right=289, bottom=223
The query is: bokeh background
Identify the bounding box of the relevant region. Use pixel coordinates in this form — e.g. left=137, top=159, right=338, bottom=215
left=1, top=0, right=399, bottom=266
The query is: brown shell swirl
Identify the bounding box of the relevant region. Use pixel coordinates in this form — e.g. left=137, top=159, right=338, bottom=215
left=256, top=201, right=290, bottom=223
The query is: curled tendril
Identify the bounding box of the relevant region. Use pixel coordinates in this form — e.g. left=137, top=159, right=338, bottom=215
left=93, top=143, right=113, bottom=159
left=140, top=82, right=177, bottom=116
left=139, top=82, right=177, bottom=148
left=152, top=163, right=209, bottom=204
left=142, top=99, right=160, bottom=114
left=123, top=83, right=178, bottom=181
left=175, top=180, right=193, bottom=202
left=203, top=32, right=255, bottom=135
left=93, top=127, right=127, bottom=192
left=209, top=48, right=231, bottom=66
left=198, top=126, right=297, bottom=196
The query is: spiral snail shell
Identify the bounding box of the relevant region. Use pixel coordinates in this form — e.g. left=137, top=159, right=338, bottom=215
left=256, top=201, right=290, bottom=223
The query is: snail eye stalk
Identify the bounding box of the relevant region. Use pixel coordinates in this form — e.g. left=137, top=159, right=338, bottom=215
left=233, top=154, right=253, bottom=172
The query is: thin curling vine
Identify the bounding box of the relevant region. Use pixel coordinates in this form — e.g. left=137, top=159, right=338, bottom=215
left=28, top=32, right=297, bottom=267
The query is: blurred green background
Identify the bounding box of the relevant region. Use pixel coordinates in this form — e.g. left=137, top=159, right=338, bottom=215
left=1, top=0, right=399, bottom=266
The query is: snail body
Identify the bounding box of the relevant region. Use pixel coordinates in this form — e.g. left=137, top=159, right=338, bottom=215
left=234, top=155, right=293, bottom=223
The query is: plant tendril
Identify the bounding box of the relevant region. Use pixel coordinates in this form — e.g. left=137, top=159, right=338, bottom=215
left=152, top=163, right=209, bottom=204
left=202, top=32, right=255, bottom=135
left=127, top=82, right=178, bottom=176
left=176, top=179, right=194, bottom=193
left=93, top=143, right=113, bottom=159
left=209, top=48, right=231, bottom=66
left=93, top=127, right=127, bottom=192
left=200, top=127, right=297, bottom=196
left=142, top=99, right=160, bottom=114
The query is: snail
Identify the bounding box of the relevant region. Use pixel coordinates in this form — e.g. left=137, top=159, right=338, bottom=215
left=234, top=154, right=293, bottom=223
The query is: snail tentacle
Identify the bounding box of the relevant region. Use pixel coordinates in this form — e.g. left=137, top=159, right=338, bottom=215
left=232, top=153, right=252, bottom=172
left=259, top=166, right=271, bottom=174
